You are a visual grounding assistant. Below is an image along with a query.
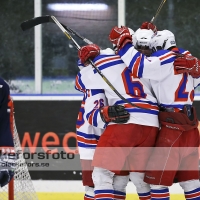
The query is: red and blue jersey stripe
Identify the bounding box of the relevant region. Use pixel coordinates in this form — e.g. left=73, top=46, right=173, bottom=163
left=93, top=55, right=124, bottom=74
left=77, top=131, right=100, bottom=148
left=151, top=50, right=176, bottom=66
left=119, top=43, right=146, bottom=78
left=115, top=98, right=159, bottom=115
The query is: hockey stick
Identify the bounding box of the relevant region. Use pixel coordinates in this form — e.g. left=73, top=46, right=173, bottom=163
left=21, top=15, right=93, bottom=44
left=150, top=0, right=167, bottom=23
left=21, top=15, right=150, bottom=110
left=50, top=16, right=151, bottom=110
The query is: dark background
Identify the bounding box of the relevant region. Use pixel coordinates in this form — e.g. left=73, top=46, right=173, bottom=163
left=14, top=100, right=82, bottom=180
left=126, top=0, right=200, bottom=58
left=1, top=0, right=200, bottom=83
left=14, top=100, right=200, bottom=180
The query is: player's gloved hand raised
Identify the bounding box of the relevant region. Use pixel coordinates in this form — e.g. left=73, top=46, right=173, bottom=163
left=78, top=44, right=100, bottom=65
left=0, top=149, right=16, bottom=187
left=174, top=54, right=200, bottom=78
left=100, top=105, right=130, bottom=124
left=140, top=22, right=158, bottom=33
left=109, top=26, right=132, bottom=53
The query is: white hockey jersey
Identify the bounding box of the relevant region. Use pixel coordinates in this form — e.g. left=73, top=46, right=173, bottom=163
left=75, top=87, right=107, bottom=160
left=118, top=43, right=200, bottom=109
left=76, top=48, right=159, bottom=128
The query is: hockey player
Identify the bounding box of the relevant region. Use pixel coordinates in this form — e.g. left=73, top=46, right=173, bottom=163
left=109, top=26, right=200, bottom=200
left=75, top=60, right=130, bottom=200
left=0, top=77, right=16, bottom=187
left=140, top=21, right=192, bottom=57
left=76, top=88, right=105, bottom=200
left=76, top=39, right=160, bottom=199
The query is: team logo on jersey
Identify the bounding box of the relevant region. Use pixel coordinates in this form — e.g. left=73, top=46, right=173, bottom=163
left=166, top=125, right=179, bottom=130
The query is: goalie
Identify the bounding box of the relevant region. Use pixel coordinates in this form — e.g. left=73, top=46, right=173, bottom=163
left=0, top=77, right=16, bottom=187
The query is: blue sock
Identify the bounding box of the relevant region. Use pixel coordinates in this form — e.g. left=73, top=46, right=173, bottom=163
left=114, top=190, right=126, bottom=199
left=94, top=189, right=114, bottom=200
left=151, top=188, right=169, bottom=200
left=185, top=188, right=200, bottom=200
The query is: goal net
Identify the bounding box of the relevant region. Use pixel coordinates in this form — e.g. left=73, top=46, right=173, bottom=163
left=0, top=109, right=38, bottom=200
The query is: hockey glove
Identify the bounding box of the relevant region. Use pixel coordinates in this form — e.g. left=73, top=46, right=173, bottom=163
left=100, top=105, right=130, bottom=124
left=109, top=26, right=132, bottom=53
left=0, top=148, right=16, bottom=187
left=140, top=21, right=158, bottom=33
left=174, top=54, right=200, bottom=78
left=78, top=44, right=100, bottom=65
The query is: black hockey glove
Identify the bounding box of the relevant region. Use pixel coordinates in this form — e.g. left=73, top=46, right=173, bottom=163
left=100, top=105, right=130, bottom=124
left=0, top=149, right=16, bottom=187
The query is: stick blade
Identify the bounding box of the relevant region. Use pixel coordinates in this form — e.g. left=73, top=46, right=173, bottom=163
left=21, top=15, right=51, bottom=31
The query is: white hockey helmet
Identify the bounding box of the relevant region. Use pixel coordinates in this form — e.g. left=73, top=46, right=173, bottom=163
left=132, top=28, right=155, bottom=56
left=133, top=28, right=155, bottom=49
left=150, top=30, right=176, bottom=52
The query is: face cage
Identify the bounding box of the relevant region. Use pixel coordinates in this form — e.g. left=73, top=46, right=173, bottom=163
left=152, top=39, right=168, bottom=52
left=135, top=45, right=152, bottom=56
left=135, top=44, right=150, bottom=50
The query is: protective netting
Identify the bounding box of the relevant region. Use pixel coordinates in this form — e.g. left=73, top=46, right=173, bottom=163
left=2, top=0, right=200, bottom=94
left=41, top=0, right=118, bottom=78
left=0, top=116, right=38, bottom=200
